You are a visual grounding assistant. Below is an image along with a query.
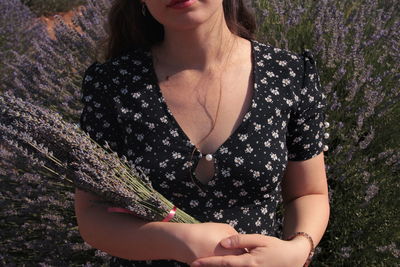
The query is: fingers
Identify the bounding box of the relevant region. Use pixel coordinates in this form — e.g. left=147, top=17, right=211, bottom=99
left=191, top=253, right=254, bottom=267
left=215, top=246, right=246, bottom=257
left=220, top=234, right=267, bottom=249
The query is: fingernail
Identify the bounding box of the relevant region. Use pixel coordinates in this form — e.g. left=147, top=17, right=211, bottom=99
left=221, top=238, right=232, bottom=247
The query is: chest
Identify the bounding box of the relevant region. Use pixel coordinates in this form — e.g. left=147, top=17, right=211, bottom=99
left=152, top=58, right=253, bottom=184
left=114, top=43, right=293, bottom=191
left=159, top=64, right=253, bottom=154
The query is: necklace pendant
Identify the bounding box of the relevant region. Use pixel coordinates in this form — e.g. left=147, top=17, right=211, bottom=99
left=205, top=154, right=213, bottom=161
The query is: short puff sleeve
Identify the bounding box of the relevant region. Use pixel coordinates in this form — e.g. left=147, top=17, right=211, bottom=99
left=286, top=50, right=328, bottom=161
left=79, top=62, right=124, bottom=155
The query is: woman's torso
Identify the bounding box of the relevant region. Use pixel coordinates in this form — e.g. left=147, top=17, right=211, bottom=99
left=150, top=37, right=254, bottom=185
left=82, top=39, right=306, bottom=266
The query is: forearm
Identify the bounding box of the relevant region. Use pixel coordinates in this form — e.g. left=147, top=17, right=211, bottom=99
left=76, top=204, right=189, bottom=261
left=282, top=193, right=330, bottom=250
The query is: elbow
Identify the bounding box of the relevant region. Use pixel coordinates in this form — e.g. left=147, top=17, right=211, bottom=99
left=74, top=202, right=101, bottom=249
left=75, top=211, right=96, bottom=248
left=74, top=187, right=105, bottom=249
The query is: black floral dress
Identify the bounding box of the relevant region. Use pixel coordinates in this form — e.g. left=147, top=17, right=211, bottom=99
left=79, top=39, right=328, bottom=266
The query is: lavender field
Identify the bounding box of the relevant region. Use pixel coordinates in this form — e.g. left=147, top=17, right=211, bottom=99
left=0, top=0, right=399, bottom=266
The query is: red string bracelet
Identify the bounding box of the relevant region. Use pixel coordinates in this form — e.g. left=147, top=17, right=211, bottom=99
left=107, top=206, right=177, bottom=222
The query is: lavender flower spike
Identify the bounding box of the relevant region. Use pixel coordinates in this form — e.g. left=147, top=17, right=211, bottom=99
left=0, top=91, right=199, bottom=224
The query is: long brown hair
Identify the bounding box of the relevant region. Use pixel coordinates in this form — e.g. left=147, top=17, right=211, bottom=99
left=97, top=0, right=257, bottom=61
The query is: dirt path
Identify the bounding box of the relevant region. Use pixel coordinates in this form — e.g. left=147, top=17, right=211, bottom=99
left=38, top=6, right=84, bottom=40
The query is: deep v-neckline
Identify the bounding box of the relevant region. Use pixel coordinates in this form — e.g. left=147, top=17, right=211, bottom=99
left=145, top=39, right=258, bottom=157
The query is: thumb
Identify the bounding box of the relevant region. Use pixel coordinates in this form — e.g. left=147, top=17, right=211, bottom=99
left=220, top=234, right=266, bottom=249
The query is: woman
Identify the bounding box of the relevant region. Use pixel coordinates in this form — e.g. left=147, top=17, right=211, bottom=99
left=75, top=0, right=330, bottom=266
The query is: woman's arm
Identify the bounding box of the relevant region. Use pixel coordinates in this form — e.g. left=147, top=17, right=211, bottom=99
left=188, top=152, right=330, bottom=267
left=74, top=187, right=244, bottom=263
left=281, top=152, right=330, bottom=261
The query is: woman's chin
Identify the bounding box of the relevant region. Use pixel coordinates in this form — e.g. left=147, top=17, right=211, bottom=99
left=162, top=9, right=222, bottom=32
left=162, top=17, right=210, bottom=32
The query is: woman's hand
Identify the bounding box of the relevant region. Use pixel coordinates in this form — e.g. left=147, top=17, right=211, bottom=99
left=173, top=222, right=247, bottom=264
left=189, top=234, right=310, bottom=267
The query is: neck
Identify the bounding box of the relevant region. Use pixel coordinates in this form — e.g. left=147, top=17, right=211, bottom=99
left=151, top=9, right=238, bottom=71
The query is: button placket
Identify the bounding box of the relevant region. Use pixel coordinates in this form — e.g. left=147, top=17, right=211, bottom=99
left=189, top=148, right=220, bottom=192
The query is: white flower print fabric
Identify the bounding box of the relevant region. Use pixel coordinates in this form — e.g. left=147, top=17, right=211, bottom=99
left=79, top=40, right=327, bottom=267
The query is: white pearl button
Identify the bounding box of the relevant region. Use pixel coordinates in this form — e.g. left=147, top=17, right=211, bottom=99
left=324, top=133, right=330, bottom=139
left=205, top=154, right=213, bottom=161
left=323, top=145, right=329, bottom=151
left=324, top=121, right=330, bottom=128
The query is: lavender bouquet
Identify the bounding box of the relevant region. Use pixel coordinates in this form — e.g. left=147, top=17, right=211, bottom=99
left=0, top=91, right=199, bottom=224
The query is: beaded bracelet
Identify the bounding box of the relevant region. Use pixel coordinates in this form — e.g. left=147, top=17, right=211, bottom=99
left=286, top=232, right=315, bottom=267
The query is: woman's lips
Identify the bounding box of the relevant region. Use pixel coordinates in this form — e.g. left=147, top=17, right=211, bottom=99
left=167, top=0, right=196, bottom=9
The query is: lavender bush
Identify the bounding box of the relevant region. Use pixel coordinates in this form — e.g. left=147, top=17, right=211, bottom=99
left=0, top=0, right=48, bottom=78
left=0, top=0, right=399, bottom=265
left=0, top=156, right=106, bottom=266
left=1, top=1, right=115, bottom=265
left=0, top=0, right=112, bottom=122
left=254, top=0, right=399, bottom=265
